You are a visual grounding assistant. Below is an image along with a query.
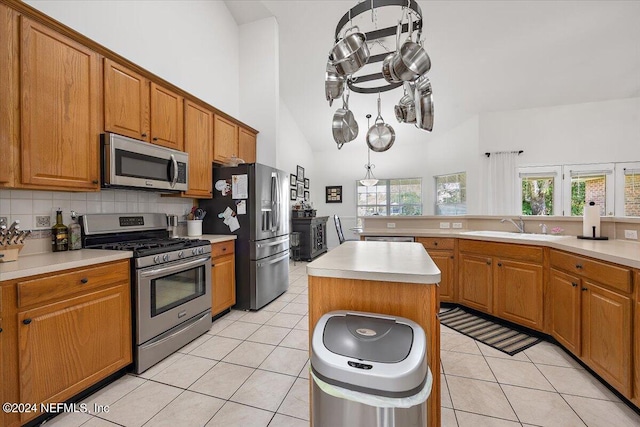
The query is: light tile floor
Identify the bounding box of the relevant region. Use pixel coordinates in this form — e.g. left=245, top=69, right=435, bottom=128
left=45, top=261, right=640, bottom=427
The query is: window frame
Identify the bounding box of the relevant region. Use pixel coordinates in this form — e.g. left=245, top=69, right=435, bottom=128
left=434, top=172, right=467, bottom=216
left=518, top=165, right=562, bottom=216
left=615, top=162, right=640, bottom=217
left=562, top=163, right=614, bottom=217
left=355, top=178, right=423, bottom=226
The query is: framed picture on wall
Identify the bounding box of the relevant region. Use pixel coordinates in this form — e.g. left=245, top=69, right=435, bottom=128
left=326, top=185, right=342, bottom=203
left=297, top=182, right=304, bottom=198
left=304, top=191, right=310, bottom=202
left=304, top=178, right=309, bottom=189
left=290, top=188, right=297, bottom=200
left=290, top=174, right=297, bottom=187
left=297, top=165, right=305, bottom=182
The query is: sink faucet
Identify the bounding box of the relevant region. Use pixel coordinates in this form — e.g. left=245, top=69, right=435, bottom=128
left=500, top=217, right=525, bottom=233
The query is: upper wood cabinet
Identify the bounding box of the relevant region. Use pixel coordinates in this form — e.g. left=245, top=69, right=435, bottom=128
left=0, top=3, right=18, bottom=187
left=104, top=58, right=150, bottom=141
left=238, top=127, right=257, bottom=163
left=20, top=17, right=100, bottom=190
left=213, top=115, right=239, bottom=163
left=183, top=100, right=213, bottom=198
left=150, top=82, right=184, bottom=150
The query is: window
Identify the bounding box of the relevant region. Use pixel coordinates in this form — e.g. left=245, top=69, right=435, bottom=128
left=615, top=162, right=640, bottom=217
left=356, top=178, right=422, bottom=226
left=435, top=173, right=466, bottom=215
left=563, top=164, right=614, bottom=216
left=518, top=166, right=562, bottom=216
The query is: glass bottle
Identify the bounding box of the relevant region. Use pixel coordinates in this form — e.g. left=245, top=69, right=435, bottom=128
left=68, top=210, right=82, bottom=250
left=51, top=209, right=68, bottom=252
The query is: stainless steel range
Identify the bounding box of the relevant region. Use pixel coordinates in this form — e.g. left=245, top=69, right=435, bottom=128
left=81, top=213, right=212, bottom=374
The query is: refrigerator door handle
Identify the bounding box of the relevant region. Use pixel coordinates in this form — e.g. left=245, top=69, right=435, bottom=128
left=270, top=173, right=278, bottom=232
left=274, top=173, right=281, bottom=231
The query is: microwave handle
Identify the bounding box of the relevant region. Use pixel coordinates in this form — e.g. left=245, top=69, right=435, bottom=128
left=169, top=154, right=178, bottom=188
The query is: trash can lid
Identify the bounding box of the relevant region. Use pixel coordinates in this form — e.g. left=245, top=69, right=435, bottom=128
left=323, top=313, right=413, bottom=363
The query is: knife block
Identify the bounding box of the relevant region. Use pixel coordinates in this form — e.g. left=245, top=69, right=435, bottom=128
left=0, top=244, right=23, bottom=262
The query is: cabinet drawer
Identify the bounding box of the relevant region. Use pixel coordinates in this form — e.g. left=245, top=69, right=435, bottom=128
left=416, top=237, right=454, bottom=250
left=211, top=240, right=235, bottom=258
left=550, top=250, right=631, bottom=293
left=459, top=239, right=543, bottom=263
left=17, top=260, right=130, bottom=308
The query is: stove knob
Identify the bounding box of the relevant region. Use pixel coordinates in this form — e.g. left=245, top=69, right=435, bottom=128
left=192, top=248, right=198, bottom=255
left=163, top=254, right=170, bottom=262
left=178, top=251, right=184, bottom=258
left=198, top=247, right=204, bottom=254
left=153, top=255, right=160, bottom=264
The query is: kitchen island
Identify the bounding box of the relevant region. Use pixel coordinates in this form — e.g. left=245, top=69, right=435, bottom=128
left=307, top=240, right=442, bottom=427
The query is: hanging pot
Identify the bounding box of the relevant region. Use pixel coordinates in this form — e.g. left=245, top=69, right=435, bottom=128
left=367, top=95, right=395, bottom=152
left=332, top=92, right=359, bottom=146
left=325, top=61, right=344, bottom=106
left=414, top=76, right=434, bottom=132
left=391, top=11, right=431, bottom=82
left=395, top=93, right=416, bottom=124
left=329, top=26, right=370, bottom=76
left=382, top=21, right=402, bottom=84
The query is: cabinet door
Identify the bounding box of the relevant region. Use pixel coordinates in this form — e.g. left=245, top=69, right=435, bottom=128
left=150, top=82, right=184, bottom=150
left=18, top=285, right=131, bottom=422
left=20, top=17, right=100, bottom=190
left=104, top=58, right=150, bottom=141
left=183, top=100, right=213, bottom=198
left=212, top=253, right=236, bottom=315
left=238, top=127, right=257, bottom=163
left=634, top=270, right=640, bottom=407
left=458, top=253, right=493, bottom=313
left=428, top=250, right=454, bottom=303
left=581, top=280, right=632, bottom=395
left=213, top=115, right=238, bottom=163
left=0, top=3, right=18, bottom=186
left=548, top=268, right=581, bottom=355
left=494, top=259, right=544, bottom=330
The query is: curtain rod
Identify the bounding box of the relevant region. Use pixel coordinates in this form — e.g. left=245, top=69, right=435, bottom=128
left=485, top=150, right=523, bottom=157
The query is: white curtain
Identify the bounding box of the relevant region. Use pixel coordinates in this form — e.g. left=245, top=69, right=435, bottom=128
left=487, top=152, right=519, bottom=215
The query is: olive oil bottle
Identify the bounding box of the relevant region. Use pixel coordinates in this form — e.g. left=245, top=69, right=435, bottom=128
left=51, top=209, right=68, bottom=252
left=68, top=210, right=82, bottom=250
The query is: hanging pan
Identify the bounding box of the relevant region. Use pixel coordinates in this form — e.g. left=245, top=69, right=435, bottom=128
left=332, top=91, right=358, bottom=149
left=367, top=94, right=395, bottom=152
left=414, top=76, right=434, bottom=132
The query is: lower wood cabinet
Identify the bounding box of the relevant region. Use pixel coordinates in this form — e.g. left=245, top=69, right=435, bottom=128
left=212, top=241, right=236, bottom=316
left=494, top=258, right=543, bottom=330
left=416, top=237, right=456, bottom=303
left=634, top=270, right=640, bottom=407
left=1, top=260, right=131, bottom=426
left=549, top=268, right=581, bottom=355
left=458, top=252, right=493, bottom=313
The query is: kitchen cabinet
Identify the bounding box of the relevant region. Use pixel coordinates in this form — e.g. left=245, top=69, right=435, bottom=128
left=292, top=216, right=329, bottom=261
left=20, top=16, right=101, bottom=190
left=416, top=237, right=455, bottom=302
left=183, top=100, right=213, bottom=198
left=104, top=58, right=150, bottom=142
left=1, top=260, right=131, bottom=425
left=458, top=240, right=544, bottom=330
left=548, top=268, right=581, bottom=355
left=150, top=82, right=184, bottom=150
left=0, top=3, right=18, bottom=187
left=238, top=126, right=257, bottom=163
left=211, top=240, right=236, bottom=316
left=549, top=249, right=632, bottom=396
left=213, top=115, right=239, bottom=163
left=634, top=270, right=640, bottom=407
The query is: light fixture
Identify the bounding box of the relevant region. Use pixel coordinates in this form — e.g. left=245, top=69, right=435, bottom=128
left=360, top=114, right=379, bottom=187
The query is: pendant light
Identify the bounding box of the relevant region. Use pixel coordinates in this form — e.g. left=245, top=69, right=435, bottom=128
left=360, top=114, right=379, bottom=187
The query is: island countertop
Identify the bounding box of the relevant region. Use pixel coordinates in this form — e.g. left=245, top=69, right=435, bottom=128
left=306, top=241, right=441, bottom=284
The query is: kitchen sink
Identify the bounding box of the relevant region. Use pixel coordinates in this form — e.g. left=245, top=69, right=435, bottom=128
left=460, top=230, right=568, bottom=241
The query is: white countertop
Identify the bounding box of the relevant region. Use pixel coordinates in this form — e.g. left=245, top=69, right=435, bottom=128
left=361, top=229, right=640, bottom=269
left=0, top=249, right=133, bottom=282
left=184, top=234, right=237, bottom=244
left=306, top=241, right=441, bottom=284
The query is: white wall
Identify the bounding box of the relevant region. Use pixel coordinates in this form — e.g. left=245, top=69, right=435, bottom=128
left=239, top=17, right=279, bottom=167
left=25, top=0, right=240, bottom=117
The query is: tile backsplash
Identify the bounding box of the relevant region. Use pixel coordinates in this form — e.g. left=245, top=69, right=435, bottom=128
left=0, top=189, right=194, bottom=231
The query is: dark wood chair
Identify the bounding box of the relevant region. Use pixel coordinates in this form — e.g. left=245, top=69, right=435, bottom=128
left=334, top=215, right=358, bottom=244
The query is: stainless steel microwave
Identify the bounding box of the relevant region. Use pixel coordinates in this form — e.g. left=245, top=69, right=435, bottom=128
left=101, top=133, right=188, bottom=192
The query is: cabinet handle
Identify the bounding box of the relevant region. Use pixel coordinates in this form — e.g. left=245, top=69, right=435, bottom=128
left=582, top=287, right=588, bottom=292
left=434, top=242, right=438, bottom=246
left=497, top=262, right=502, bottom=267
left=571, top=282, right=578, bottom=287
left=142, top=133, right=147, bottom=137
left=222, top=247, right=227, bottom=251
left=0, top=327, right=3, bottom=333
left=576, top=264, right=583, bottom=269
left=23, top=318, right=32, bottom=325
left=153, top=137, right=158, bottom=141
left=92, top=180, right=99, bottom=184
left=80, top=277, right=89, bottom=284
left=486, top=260, right=491, bottom=265
left=450, top=255, right=454, bottom=259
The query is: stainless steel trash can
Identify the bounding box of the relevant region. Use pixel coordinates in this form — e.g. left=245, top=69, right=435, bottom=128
left=311, top=310, right=431, bottom=427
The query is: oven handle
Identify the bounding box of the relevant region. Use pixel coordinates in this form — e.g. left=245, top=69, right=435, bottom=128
left=139, top=255, right=211, bottom=278
left=141, top=311, right=211, bottom=350
left=169, top=154, right=178, bottom=188
left=257, top=251, right=289, bottom=268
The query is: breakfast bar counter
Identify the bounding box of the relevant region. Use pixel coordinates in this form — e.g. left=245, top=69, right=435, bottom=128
left=307, top=241, right=442, bottom=427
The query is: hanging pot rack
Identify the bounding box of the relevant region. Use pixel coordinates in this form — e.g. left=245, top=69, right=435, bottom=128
left=333, top=0, right=424, bottom=94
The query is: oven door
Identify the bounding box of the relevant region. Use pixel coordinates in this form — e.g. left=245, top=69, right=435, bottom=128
left=136, top=254, right=211, bottom=344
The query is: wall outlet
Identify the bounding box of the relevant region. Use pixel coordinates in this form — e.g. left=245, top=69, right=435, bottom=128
left=624, top=229, right=638, bottom=240
left=36, top=215, right=51, bottom=228
left=387, top=222, right=396, bottom=229
left=439, top=222, right=450, bottom=229
left=452, top=222, right=463, bottom=229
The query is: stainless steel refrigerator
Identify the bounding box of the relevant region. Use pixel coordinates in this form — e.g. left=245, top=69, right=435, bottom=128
left=201, top=163, right=289, bottom=310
